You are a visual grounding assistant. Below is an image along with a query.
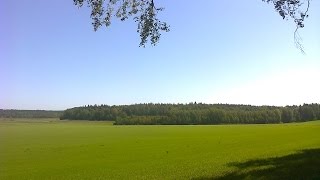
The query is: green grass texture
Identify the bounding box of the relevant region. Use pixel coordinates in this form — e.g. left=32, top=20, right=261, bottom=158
left=1, top=118, right=319, bottom=179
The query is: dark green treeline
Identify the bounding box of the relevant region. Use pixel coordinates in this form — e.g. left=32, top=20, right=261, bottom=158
left=60, top=103, right=320, bottom=125
left=0, top=110, right=63, bottom=118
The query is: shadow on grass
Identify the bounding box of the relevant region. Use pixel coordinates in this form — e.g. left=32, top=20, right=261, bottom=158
left=195, top=148, right=320, bottom=180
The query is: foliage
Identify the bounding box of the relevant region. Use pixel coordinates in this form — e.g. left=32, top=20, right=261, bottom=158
left=60, top=103, right=320, bottom=125
left=73, top=0, right=310, bottom=50
left=263, top=0, right=311, bottom=53
left=264, top=0, right=310, bottom=28
left=73, top=0, right=170, bottom=47
left=1, top=119, right=320, bottom=179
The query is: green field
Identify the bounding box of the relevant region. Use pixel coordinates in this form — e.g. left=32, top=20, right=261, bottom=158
left=1, top=119, right=320, bottom=179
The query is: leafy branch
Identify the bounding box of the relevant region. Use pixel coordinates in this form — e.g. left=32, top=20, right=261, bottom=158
left=73, top=0, right=169, bottom=47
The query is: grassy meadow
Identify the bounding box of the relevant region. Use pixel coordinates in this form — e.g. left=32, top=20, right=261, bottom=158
left=1, top=118, right=320, bottom=179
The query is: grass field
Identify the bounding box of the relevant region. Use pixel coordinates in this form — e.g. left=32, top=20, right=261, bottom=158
left=1, top=118, right=320, bottom=179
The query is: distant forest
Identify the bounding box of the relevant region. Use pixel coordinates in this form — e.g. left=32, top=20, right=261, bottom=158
left=0, top=110, right=63, bottom=118
left=60, top=103, right=320, bottom=125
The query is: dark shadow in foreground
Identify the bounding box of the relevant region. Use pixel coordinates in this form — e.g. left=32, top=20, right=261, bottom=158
left=194, top=148, right=320, bottom=180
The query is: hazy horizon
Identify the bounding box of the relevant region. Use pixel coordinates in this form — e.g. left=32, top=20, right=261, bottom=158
left=2, top=102, right=320, bottom=111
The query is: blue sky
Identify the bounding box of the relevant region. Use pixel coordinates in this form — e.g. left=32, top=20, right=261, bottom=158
left=1, top=0, right=319, bottom=110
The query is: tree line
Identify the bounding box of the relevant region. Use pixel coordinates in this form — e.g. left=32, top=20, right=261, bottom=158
left=60, top=103, right=320, bottom=125
left=0, top=110, right=63, bottom=118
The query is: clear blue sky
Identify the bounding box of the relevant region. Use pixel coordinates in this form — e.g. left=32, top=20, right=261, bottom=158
left=1, top=0, right=319, bottom=110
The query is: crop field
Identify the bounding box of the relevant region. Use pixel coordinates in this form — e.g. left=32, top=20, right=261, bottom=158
left=1, top=118, right=320, bottom=179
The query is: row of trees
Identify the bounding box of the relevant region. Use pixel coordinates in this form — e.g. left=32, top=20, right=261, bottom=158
left=60, top=103, right=320, bottom=125
left=0, top=110, right=63, bottom=118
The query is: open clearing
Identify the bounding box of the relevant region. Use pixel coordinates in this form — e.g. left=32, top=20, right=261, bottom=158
left=1, top=119, right=320, bottom=179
